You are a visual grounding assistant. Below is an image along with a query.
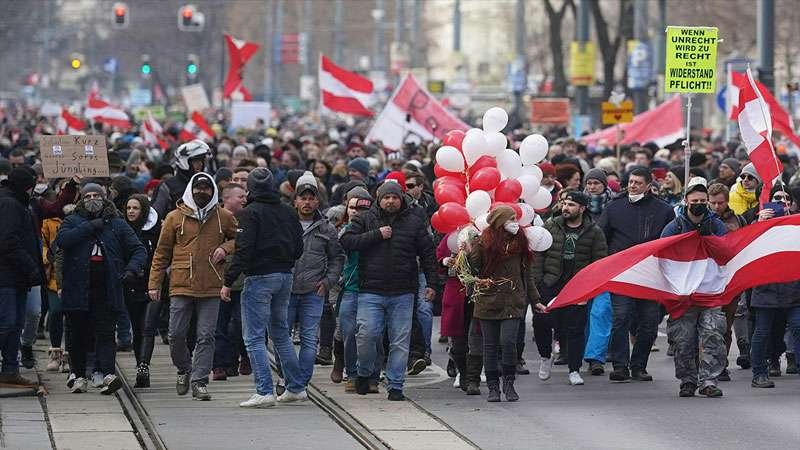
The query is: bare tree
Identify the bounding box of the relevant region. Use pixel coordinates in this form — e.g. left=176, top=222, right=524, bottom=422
left=590, top=0, right=633, bottom=98
left=543, top=0, right=575, bottom=97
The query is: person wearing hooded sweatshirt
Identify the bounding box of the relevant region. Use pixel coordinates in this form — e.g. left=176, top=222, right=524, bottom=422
left=149, top=173, right=237, bottom=401
left=340, top=181, right=437, bottom=401
left=122, top=194, right=161, bottom=388
left=660, top=177, right=728, bottom=398
left=55, top=183, right=146, bottom=395
left=0, top=168, right=42, bottom=387
left=728, top=162, right=761, bottom=215
left=222, top=168, right=305, bottom=409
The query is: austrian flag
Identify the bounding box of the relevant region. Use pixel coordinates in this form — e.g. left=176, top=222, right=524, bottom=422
left=85, top=92, right=131, bottom=129
left=179, top=111, right=215, bottom=142
left=319, top=54, right=374, bottom=117
left=547, top=215, right=800, bottom=318
left=57, top=108, right=86, bottom=135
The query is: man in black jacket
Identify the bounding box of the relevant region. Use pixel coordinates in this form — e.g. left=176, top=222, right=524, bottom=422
left=598, top=167, right=674, bottom=383
left=0, top=169, right=42, bottom=386
left=222, top=167, right=305, bottom=409
left=340, top=181, right=437, bottom=401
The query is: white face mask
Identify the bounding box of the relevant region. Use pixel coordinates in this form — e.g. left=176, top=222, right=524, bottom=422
left=34, top=183, right=48, bottom=195
left=503, top=221, right=520, bottom=235
left=628, top=193, right=645, bottom=203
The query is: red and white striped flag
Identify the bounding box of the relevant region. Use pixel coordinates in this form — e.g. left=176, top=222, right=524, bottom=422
left=85, top=92, right=131, bottom=129
left=142, top=112, right=168, bottom=150
left=57, top=108, right=86, bottom=135
left=319, top=54, right=374, bottom=117
left=179, top=111, right=215, bottom=142
left=547, top=214, right=800, bottom=318
left=737, top=67, right=784, bottom=205
left=728, top=69, right=800, bottom=148
left=223, top=34, right=259, bottom=101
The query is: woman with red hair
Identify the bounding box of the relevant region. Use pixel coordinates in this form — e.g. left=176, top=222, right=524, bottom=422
left=466, top=206, right=544, bottom=402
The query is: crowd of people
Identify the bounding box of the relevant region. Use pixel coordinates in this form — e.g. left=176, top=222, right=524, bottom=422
left=2, top=104, right=800, bottom=407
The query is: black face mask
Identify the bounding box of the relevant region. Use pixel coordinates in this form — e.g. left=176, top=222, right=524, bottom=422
left=193, top=192, right=212, bottom=208
left=689, top=203, right=707, bottom=216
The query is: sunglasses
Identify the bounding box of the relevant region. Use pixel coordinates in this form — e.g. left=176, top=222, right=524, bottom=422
left=773, top=194, right=791, bottom=202
left=741, top=174, right=757, bottom=181
left=405, top=183, right=417, bottom=189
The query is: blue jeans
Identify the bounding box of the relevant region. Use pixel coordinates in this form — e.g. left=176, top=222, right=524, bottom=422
left=0, top=287, right=27, bottom=373
left=340, top=292, right=382, bottom=380
left=241, top=273, right=303, bottom=396
left=584, top=292, right=612, bottom=363
left=416, top=272, right=432, bottom=355
left=356, top=293, right=413, bottom=391
left=20, top=285, right=42, bottom=347
left=609, top=295, right=661, bottom=371
left=751, top=307, right=800, bottom=378
left=286, top=293, right=324, bottom=386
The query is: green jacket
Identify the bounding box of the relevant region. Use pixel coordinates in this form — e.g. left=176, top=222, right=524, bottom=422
left=532, top=214, right=608, bottom=288
left=468, top=241, right=541, bottom=321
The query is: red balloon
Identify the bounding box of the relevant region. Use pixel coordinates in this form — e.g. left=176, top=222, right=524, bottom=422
left=430, top=211, right=455, bottom=233
left=434, top=182, right=467, bottom=205
left=443, top=130, right=466, bottom=150
left=433, top=175, right=466, bottom=193
left=494, top=179, right=523, bottom=202
left=439, top=202, right=471, bottom=229
left=469, top=155, right=497, bottom=173
left=490, top=201, right=523, bottom=220
left=434, top=163, right=467, bottom=179
left=469, top=167, right=501, bottom=192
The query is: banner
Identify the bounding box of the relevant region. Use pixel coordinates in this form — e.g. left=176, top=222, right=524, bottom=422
left=366, top=74, right=469, bottom=149
left=530, top=98, right=570, bottom=125
left=181, top=84, right=210, bottom=112
left=665, top=26, right=719, bottom=93
left=230, top=101, right=271, bottom=129
left=582, top=96, right=684, bottom=146
left=39, top=135, right=109, bottom=179
left=601, top=100, right=634, bottom=125
left=570, top=41, right=595, bottom=86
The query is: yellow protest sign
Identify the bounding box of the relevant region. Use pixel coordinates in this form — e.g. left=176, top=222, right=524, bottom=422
left=601, top=100, right=634, bottom=125
left=570, top=41, right=595, bottom=86
left=664, top=26, right=718, bottom=93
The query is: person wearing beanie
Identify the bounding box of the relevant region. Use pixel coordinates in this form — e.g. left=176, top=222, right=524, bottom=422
left=149, top=172, right=237, bottom=401
left=223, top=167, right=306, bottom=408
left=729, top=162, right=761, bottom=215
left=347, top=157, right=370, bottom=182
left=584, top=168, right=613, bottom=221
left=55, top=178, right=146, bottom=395
left=464, top=205, right=542, bottom=402
left=0, top=168, right=43, bottom=387
left=712, top=158, right=741, bottom=188
left=340, top=172, right=437, bottom=401
left=533, top=188, right=607, bottom=386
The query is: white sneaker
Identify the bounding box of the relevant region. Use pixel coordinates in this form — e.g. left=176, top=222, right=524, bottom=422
left=277, top=389, right=308, bottom=403
left=569, top=371, right=584, bottom=386
left=240, top=393, right=276, bottom=408
left=553, top=341, right=561, bottom=355
left=91, top=371, right=104, bottom=388
left=71, top=377, right=88, bottom=393
left=538, top=357, right=553, bottom=381
left=480, top=370, right=486, bottom=383
left=453, top=373, right=461, bottom=388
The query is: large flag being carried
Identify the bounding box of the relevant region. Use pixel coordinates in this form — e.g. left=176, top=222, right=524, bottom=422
left=366, top=74, right=469, bottom=149
left=223, top=34, right=260, bottom=101
left=581, top=96, right=684, bottom=147
left=727, top=70, right=800, bottom=148
left=736, top=67, right=784, bottom=205
left=85, top=92, right=131, bottom=129
left=57, top=108, right=86, bottom=135
left=547, top=214, right=800, bottom=318
left=142, top=112, right=168, bottom=150
left=319, top=55, right=374, bottom=117
left=179, top=111, right=215, bottom=142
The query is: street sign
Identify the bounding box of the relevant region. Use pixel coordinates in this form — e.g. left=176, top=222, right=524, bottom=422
left=601, top=100, right=634, bottom=125
left=130, top=88, right=152, bottom=107
left=665, top=26, right=719, bottom=93
left=427, top=80, right=445, bottom=94
left=627, top=40, right=652, bottom=89
left=569, top=41, right=595, bottom=86
left=132, top=105, right=166, bottom=121
left=103, top=58, right=118, bottom=74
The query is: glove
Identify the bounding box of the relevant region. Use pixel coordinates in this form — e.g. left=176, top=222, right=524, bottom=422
left=121, top=270, right=137, bottom=284
left=90, top=218, right=104, bottom=230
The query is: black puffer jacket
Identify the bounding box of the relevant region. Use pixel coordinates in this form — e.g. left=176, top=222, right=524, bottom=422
left=597, top=193, right=675, bottom=254
left=532, top=214, right=607, bottom=288
left=225, top=189, right=304, bottom=286
left=0, top=187, right=43, bottom=288
left=340, top=198, right=437, bottom=296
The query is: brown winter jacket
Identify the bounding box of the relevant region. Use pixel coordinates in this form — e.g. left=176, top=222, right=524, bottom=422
left=149, top=201, right=237, bottom=298
left=467, top=241, right=541, bottom=321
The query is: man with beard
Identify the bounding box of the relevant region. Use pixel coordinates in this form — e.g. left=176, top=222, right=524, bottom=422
left=532, top=191, right=607, bottom=385
left=149, top=173, right=237, bottom=401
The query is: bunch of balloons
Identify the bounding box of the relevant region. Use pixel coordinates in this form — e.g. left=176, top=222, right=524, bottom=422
left=432, top=106, right=553, bottom=253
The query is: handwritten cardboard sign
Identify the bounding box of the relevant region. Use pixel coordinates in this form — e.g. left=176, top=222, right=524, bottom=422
left=39, top=135, right=109, bottom=179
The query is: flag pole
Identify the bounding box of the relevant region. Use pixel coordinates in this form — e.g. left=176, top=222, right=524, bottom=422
left=682, top=93, right=692, bottom=196
left=725, top=63, right=732, bottom=142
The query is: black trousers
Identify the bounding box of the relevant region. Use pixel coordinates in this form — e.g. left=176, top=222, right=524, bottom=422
left=125, top=295, right=148, bottom=366
left=480, top=318, right=518, bottom=380
left=67, top=266, right=118, bottom=377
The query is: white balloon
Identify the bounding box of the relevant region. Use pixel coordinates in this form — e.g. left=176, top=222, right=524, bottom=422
left=520, top=134, right=549, bottom=165
left=482, top=107, right=509, bottom=134
left=520, top=164, right=543, bottom=181
left=462, top=130, right=489, bottom=166
left=533, top=214, right=544, bottom=227
left=534, top=229, right=553, bottom=251
left=457, top=225, right=480, bottom=248
left=436, top=145, right=465, bottom=172
left=465, top=190, right=492, bottom=218
left=526, top=188, right=552, bottom=210
left=484, top=132, right=507, bottom=157
left=497, top=149, right=522, bottom=179
left=518, top=203, right=535, bottom=226
left=475, top=213, right=490, bottom=232
left=466, top=127, right=483, bottom=137
left=517, top=174, right=541, bottom=199
left=446, top=231, right=459, bottom=253
left=523, top=226, right=539, bottom=251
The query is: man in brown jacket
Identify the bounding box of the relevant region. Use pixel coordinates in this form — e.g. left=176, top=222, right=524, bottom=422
left=149, top=173, right=237, bottom=401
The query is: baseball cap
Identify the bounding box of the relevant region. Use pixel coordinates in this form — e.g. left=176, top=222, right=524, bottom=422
left=685, top=176, right=708, bottom=195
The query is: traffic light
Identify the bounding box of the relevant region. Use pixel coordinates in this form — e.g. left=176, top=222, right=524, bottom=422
left=70, top=57, right=82, bottom=70
left=112, top=2, right=129, bottom=29
left=140, top=55, right=151, bottom=76
left=178, top=4, right=204, bottom=31
left=185, top=54, right=198, bottom=82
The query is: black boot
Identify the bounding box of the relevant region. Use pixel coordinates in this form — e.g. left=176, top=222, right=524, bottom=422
left=465, top=354, right=482, bottom=395
left=20, top=345, right=35, bottom=369
left=502, top=365, right=519, bottom=402
left=516, top=343, right=530, bottom=375
left=330, top=340, right=344, bottom=383
left=486, top=371, right=501, bottom=403
left=135, top=363, right=150, bottom=388
left=787, top=353, right=798, bottom=374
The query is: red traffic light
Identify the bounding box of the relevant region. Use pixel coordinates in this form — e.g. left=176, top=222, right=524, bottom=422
left=112, top=2, right=129, bottom=27
left=114, top=5, right=126, bottom=17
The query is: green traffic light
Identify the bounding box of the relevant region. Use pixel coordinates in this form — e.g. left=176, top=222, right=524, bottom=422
left=186, top=63, right=197, bottom=75
left=141, top=63, right=151, bottom=75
